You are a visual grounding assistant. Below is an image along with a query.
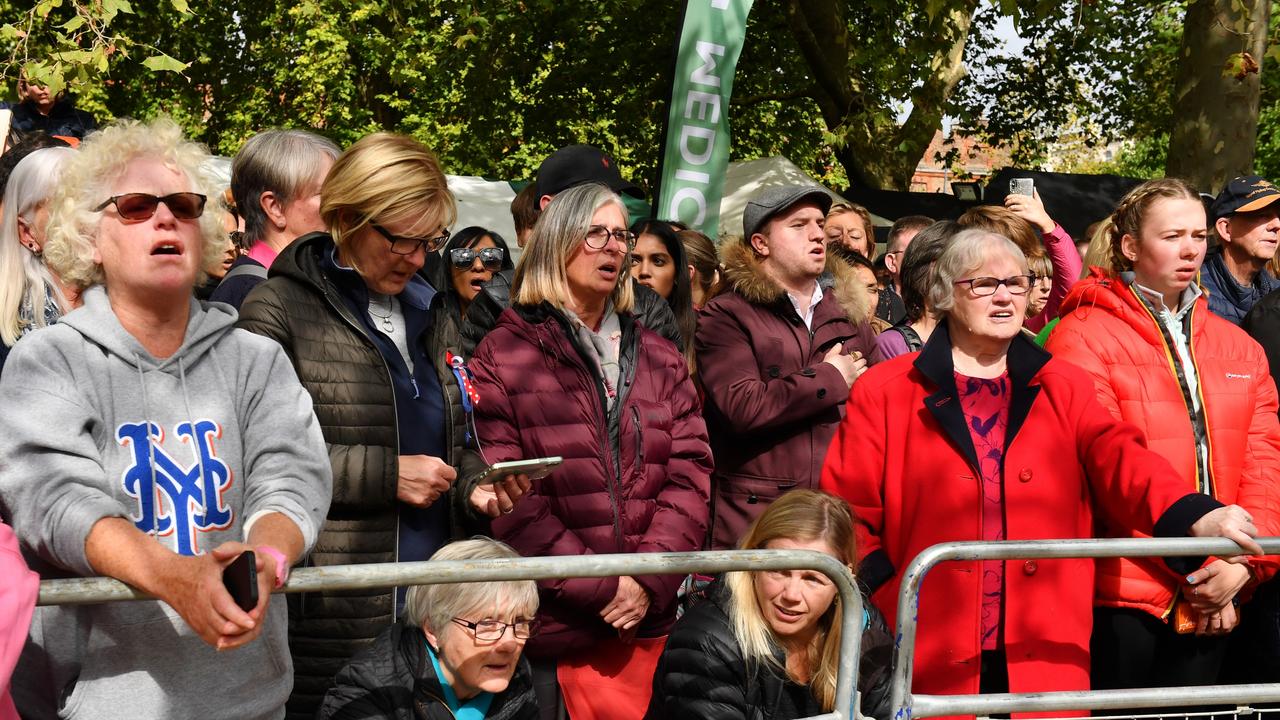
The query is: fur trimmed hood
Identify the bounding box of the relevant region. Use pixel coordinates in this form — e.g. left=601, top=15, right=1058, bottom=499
left=719, top=239, right=871, bottom=324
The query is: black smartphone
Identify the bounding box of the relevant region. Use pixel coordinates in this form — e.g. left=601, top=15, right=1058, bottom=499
left=223, top=550, right=258, bottom=612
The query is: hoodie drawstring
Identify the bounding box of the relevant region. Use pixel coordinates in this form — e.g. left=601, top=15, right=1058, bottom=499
left=136, top=356, right=160, bottom=541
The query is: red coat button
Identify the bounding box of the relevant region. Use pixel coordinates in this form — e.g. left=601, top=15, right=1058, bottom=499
left=1018, top=468, right=1033, bottom=483
left=1023, top=560, right=1038, bottom=575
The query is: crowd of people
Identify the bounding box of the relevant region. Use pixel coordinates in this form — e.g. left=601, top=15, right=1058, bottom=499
left=0, top=77, right=1278, bottom=720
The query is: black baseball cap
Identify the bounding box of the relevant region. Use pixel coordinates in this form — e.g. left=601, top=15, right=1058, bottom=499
left=534, top=145, right=644, bottom=200
left=1211, top=175, right=1280, bottom=221
left=742, top=185, right=833, bottom=240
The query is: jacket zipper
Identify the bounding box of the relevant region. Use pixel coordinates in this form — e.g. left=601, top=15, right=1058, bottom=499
left=1129, top=288, right=1212, bottom=620
left=319, top=278, right=406, bottom=609
left=632, top=405, right=644, bottom=465
left=1130, top=287, right=1213, bottom=496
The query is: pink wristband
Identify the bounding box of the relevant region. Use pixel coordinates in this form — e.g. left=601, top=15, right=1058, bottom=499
left=258, top=545, right=289, bottom=589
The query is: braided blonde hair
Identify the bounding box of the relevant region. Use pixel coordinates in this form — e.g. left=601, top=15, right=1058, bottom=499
left=1108, top=178, right=1201, bottom=272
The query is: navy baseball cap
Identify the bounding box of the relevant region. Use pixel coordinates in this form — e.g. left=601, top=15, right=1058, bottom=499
left=1211, top=176, right=1280, bottom=221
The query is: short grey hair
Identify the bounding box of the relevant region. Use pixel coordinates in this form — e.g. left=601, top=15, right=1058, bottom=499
left=403, top=538, right=539, bottom=641
left=927, top=228, right=1028, bottom=316
left=231, top=129, right=339, bottom=248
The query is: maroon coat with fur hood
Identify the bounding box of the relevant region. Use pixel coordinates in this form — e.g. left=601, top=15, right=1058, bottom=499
left=696, top=241, right=880, bottom=550
left=469, top=302, right=713, bottom=659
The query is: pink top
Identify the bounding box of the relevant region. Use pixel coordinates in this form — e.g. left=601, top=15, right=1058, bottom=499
left=246, top=241, right=279, bottom=269
left=0, top=521, right=37, bottom=720
left=1025, top=223, right=1082, bottom=332
left=956, top=371, right=1011, bottom=652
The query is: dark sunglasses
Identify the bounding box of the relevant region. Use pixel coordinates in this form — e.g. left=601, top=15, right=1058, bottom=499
left=450, top=246, right=505, bottom=270
left=94, top=192, right=207, bottom=221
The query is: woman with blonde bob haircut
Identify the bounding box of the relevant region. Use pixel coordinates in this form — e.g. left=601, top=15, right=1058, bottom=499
left=468, top=182, right=712, bottom=720
left=648, top=490, right=892, bottom=720
left=238, top=131, right=530, bottom=719
left=319, top=537, right=541, bottom=719
left=0, top=146, right=75, bottom=371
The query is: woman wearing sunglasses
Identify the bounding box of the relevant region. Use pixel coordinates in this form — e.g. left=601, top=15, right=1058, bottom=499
left=1047, top=179, right=1280, bottom=700
left=237, top=132, right=530, bottom=719
left=0, top=118, right=332, bottom=719
left=467, top=183, right=712, bottom=720
left=319, top=538, right=540, bottom=720
left=822, top=227, right=1261, bottom=710
left=437, top=226, right=514, bottom=321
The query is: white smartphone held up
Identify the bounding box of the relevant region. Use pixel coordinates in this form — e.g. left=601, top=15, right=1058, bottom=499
left=476, top=456, right=564, bottom=486
left=1009, top=178, right=1035, bottom=197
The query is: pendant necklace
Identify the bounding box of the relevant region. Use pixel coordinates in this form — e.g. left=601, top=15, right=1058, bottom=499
left=369, top=294, right=395, bottom=333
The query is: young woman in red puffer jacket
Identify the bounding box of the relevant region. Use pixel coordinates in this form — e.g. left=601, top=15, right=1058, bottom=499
left=1047, top=178, right=1280, bottom=692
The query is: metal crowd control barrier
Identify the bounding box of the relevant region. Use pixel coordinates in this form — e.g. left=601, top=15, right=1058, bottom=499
left=891, top=537, right=1280, bottom=719
left=38, top=549, right=864, bottom=720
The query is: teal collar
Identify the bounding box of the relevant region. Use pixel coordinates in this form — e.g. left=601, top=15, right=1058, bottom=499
left=425, top=638, right=496, bottom=719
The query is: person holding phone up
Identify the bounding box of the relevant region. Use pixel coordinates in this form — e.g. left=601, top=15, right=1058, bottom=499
left=467, top=183, right=713, bottom=720
left=237, top=133, right=531, bottom=720
left=0, top=118, right=332, bottom=719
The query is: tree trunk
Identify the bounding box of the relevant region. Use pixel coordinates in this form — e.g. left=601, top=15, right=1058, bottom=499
left=786, top=0, right=977, bottom=191
left=1165, top=0, right=1271, bottom=192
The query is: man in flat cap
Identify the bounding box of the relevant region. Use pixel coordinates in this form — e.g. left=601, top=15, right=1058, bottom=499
left=695, top=185, right=880, bottom=549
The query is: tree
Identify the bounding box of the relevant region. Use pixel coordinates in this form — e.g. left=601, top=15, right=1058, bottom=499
left=1166, top=0, right=1272, bottom=191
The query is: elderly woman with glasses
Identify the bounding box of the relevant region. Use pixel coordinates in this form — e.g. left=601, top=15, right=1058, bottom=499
left=318, top=538, right=540, bottom=720
left=0, top=118, right=332, bottom=719
left=237, top=132, right=530, bottom=719
left=821, top=227, right=1260, bottom=710
left=466, top=182, right=713, bottom=720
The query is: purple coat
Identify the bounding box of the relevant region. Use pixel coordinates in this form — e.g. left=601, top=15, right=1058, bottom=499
left=696, top=241, right=880, bottom=549
left=470, top=303, right=712, bottom=659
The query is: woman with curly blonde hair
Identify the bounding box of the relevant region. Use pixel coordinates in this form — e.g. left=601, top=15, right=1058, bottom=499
left=0, top=117, right=332, bottom=719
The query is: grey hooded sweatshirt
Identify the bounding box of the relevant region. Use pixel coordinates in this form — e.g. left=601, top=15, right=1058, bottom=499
left=0, top=286, right=332, bottom=720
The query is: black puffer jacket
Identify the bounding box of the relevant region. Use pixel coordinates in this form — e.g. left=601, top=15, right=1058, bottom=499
left=459, top=269, right=682, bottom=357
left=646, top=582, right=893, bottom=720
left=237, top=232, right=486, bottom=719
left=317, top=622, right=539, bottom=720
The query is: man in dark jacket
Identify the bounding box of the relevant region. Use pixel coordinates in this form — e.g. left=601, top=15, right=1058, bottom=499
left=1202, top=176, right=1280, bottom=324
left=696, top=186, right=880, bottom=550
left=460, top=144, right=681, bottom=355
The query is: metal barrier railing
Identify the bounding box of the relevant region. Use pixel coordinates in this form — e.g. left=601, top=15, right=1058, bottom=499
left=38, top=549, right=862, bottom=720
left=890, top=537, right=1280, bottom=719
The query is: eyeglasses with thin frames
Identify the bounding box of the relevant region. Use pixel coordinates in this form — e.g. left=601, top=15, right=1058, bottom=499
left=451, top=617, right=541, bottom=642
left=953, top=275, right=1034, bottom=296
left=585, top=225, right=636, bottom=250
left=372, top=223, right=450, bottom=255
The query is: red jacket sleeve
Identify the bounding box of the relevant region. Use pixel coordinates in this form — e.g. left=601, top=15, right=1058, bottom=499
left=820, top=367, right=893, bottom=590
left=696, top=302, right=848, bottom=434
left=632, top=357, right=714, bottom=615
left=1237, top=355, right=1280, bottom=580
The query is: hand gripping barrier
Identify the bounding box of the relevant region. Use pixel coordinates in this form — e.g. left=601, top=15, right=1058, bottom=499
left=38, top=549, right=865, bottom=720
left=889, top=537, right=1280, bottom=720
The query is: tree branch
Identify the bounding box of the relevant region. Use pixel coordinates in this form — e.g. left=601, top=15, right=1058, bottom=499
left=731, top=88, right=811, bottom=107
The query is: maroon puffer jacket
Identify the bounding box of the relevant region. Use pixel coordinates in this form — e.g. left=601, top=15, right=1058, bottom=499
left=470, top=303, right=713, bottom=659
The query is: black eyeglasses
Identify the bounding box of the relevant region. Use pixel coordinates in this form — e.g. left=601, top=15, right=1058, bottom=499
left=94, top=192, right=207, bottom=221
left=585, top=225, right=637, bottom=250
left=451, top=617, right=541, bottom=642
left=953, top=275, right=1034, bottom=296
left=450, top=246, right=505, bottom=271
left=371, top=223, right=450, bottom=255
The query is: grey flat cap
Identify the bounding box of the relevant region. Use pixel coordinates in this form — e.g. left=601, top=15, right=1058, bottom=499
left=742, top=185, right=834, bottom=240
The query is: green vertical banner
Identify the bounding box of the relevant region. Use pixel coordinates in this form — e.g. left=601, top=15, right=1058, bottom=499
left=656, top=0, right=754, bottom=238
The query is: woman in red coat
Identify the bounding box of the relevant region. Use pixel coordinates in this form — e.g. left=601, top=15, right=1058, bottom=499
left=821, top=227, right=1259, bottom=711
left=1046, top=178, right=1280, bottom=690
left=467, top=182, right=713, bottom=720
